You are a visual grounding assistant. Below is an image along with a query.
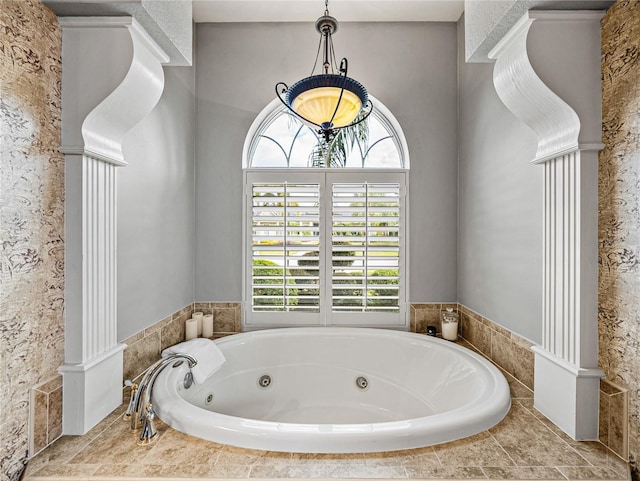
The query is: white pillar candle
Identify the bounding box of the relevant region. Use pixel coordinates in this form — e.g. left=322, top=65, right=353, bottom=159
left=185, top=318, right=198, bottom=341
left=202, top=314, right=214, bottom=338
left=193, top=312, right=204, bottom=336
left=442, top=321, right=458, bottom=341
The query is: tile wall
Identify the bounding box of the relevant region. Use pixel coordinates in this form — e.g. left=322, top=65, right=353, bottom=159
left=600, top=1, right=640, bottom=477
left=0, top=1, right=64, bottom=479
left=456, top=305, right=535, bottom=391
left=121, top=303, right=242, bottom=384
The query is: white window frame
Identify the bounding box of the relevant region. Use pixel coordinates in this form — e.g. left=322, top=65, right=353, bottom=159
left=243, top=169, right=409, bottom=329
left=242, top=97, right=410, bottom=330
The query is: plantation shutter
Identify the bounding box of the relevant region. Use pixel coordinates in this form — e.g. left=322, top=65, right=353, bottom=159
left=245, top=171, right=406, bottom=328
left=250, top=182, right=321, bottom=312
left=331, top=182, right=401, bottom=313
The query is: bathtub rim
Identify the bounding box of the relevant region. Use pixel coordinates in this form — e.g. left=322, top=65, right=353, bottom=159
left=152, top=327, right=511, bottom=453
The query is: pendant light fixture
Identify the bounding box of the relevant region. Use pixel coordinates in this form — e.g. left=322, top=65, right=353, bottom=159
left=276, top=0, right=373, bottom=141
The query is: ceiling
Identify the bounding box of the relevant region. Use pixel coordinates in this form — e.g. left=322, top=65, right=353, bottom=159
left=192, top=1, right=465, bottom=23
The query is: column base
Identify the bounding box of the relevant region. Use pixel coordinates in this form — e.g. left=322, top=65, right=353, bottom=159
left=533, top=346, right=603, bottom=440
left=59, top=343, right=126, bottom=435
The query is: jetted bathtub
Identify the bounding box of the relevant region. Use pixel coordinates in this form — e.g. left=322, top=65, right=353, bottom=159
left=152, top=327, right=511, bottom=453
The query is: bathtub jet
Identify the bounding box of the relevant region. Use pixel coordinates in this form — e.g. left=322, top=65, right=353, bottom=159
left=152, top=327, right=511, bottom=453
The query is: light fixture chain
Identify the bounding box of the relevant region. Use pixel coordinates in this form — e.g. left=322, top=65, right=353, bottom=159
left=274, top=0, right=373, bottom=142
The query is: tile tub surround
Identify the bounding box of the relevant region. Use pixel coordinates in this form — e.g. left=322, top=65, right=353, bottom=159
left=457, top=305, right=535, bottom=392
left=24, top=340, right=630, bottom=481
left=409, top=303, right=458, bottom=335
left=193, top=302, right=242, bottom=335
left=121, top=303, right=241, bottom=385
left=1, top=0, right=65, bottom=478
left=122, top=305, right=193, bottom=384
left=600, top=1, right=640, bottom=478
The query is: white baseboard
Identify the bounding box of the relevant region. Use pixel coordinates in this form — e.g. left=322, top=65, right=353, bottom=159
left=59, top=343, right=126, bottom=435
left=533, top=346, right=603, bottom=440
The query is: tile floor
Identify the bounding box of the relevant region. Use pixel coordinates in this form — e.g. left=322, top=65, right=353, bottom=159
left=25, top=344, right=630, bottom=481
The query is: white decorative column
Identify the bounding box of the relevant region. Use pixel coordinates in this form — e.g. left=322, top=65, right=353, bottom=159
left=59, top=17, right=168, bottom=434
left=489, top=11, right=604, bottom=440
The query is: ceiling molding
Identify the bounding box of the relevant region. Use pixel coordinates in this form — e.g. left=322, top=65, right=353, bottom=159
left=193, top=1, right=465, bottom=23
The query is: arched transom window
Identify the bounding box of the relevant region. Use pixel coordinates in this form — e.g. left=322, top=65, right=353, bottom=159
left=244, top=97, right=409, bottom=169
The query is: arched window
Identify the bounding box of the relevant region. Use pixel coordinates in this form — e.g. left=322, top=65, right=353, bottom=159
left=243, top=97, right=409, bottom=169
left=243, top=97, right=410, bottom=329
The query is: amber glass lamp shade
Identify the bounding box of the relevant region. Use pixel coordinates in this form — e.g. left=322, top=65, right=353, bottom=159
left=286, top=74, right=367, bottom=130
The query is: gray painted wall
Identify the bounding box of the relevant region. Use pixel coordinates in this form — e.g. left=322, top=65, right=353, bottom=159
left=118, top=65, right=196, bottom=340
left=456, top=17, right=542, bottom=343
left=194, top=22, right=458, bottom=304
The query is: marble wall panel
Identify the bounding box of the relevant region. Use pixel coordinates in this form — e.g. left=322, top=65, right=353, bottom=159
left=120, top=303, right=241, bottom=404
left=122, top=304, right=194, bottom=383
left=600, top=1, right=640, bottom=477
left=0, top=0, right=64, bottom=479
left=193, top=302, right=242, bottom=334
left=410, top=303, right=440, bottom=333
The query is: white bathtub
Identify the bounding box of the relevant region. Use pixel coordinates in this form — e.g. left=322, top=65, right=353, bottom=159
left=153, top=327, right=511, bottom=453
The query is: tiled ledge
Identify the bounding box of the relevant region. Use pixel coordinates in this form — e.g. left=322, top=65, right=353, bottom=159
left=118, top=301, right=628, bottom=464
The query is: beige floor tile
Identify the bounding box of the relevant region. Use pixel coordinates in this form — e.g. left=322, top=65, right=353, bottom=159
left=289, top=452, right=366, bottom=465
left=25, top=463, right=100, bottom=479
left=326, top=464, right=407, bottom=478
left=249, top=464, right=337, bottom=478
left=26, top=406, right=128, bottom=474
left=405, top=465, right=486, bottom=479
left=155, top=425, right=226, bottom=449
left=143, top=428, right=222, bottom=465
left=22, top=396, right=632, bottom=481
left=67, top=425, right=149, bottom=465
left=489, top=403, right=589, bottom=466
left=251, top=450, right=295, bottom=465
left=362, top=447, right=440, bottom=467
left=93, top=464, right=177, bottom=477
left=433, top=432, right=514, bottom=467
left=94, top=462, right=252, bottom=478
left=556, top=465, right=629, bottom=480
left=481, top=466, right=566, bottom=479
left=192, top=463, right=253, bottom=478
left=217, top=446, right=285, bottom=466
left=517, top=400, right=630, bottom=476
left=26, top=435, right=96, bottom=474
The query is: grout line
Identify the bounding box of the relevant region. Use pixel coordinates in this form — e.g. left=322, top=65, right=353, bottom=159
left=514, top=401, right=595, bottom=467
left=430, top=444, right=443, bottom=467
left=487, top=430, right=517, bottom=468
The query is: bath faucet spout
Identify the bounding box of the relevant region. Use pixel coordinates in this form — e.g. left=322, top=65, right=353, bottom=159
left=127, top=353, right=197, bottom=432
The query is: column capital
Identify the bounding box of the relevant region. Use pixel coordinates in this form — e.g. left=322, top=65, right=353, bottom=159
left=489, top=10, right=604, bottom=164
